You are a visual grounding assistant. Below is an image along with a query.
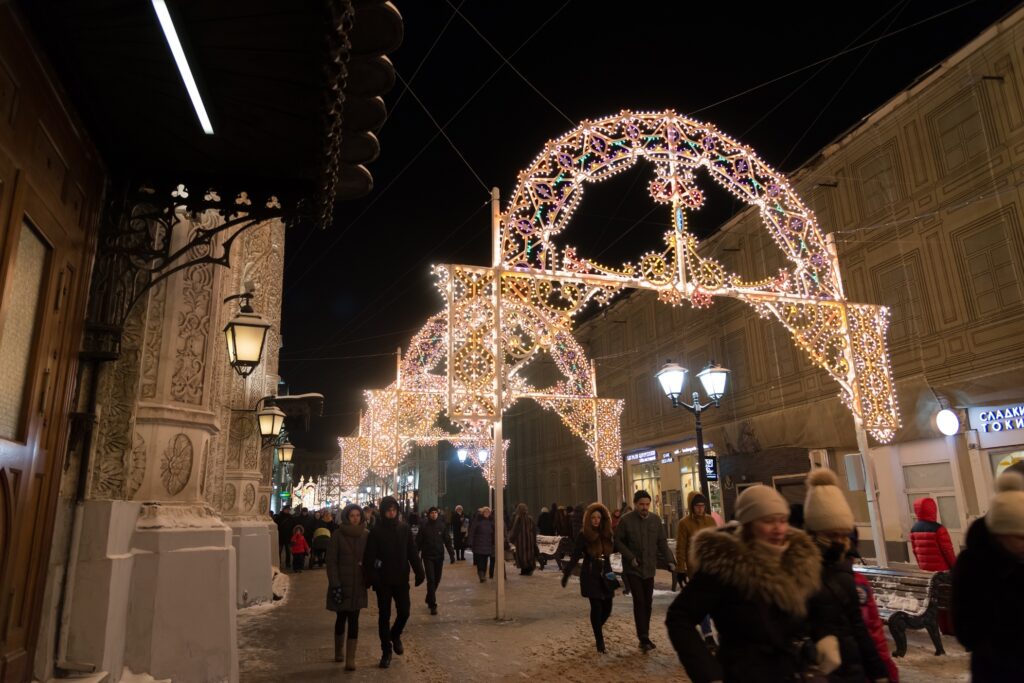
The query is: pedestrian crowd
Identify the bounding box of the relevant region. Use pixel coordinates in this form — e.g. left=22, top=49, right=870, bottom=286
left=266, top=466, right=1022, bottom=681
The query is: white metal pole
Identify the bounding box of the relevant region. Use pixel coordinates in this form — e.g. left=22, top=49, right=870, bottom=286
left=595, top=463, right=603, bottom=504
left=490, top=186, right=507, bottom=619
left=856, top=422, right=889, bottom=567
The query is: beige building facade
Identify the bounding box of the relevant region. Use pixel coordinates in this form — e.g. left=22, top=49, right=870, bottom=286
left=506, top=8, right=1024, bottom=562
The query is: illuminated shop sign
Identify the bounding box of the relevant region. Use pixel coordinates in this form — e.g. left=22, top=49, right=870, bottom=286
left=703, top=456, right=719, bottom=481
left=969, top=404, right=1024, bottom=449
left=661, top=452, right=673, bottom=464
left=625, top=449, right=657, bottom=463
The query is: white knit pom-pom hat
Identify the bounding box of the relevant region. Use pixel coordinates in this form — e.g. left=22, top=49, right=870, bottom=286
left=803, top=468, right=855, bottom=532
left=986, top=471, right=1024, bottom=536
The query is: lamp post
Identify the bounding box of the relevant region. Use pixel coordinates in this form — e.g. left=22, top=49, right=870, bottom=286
left=656, top=360, right=730, bottom=503
left=223, top=291, right=271, bottom=377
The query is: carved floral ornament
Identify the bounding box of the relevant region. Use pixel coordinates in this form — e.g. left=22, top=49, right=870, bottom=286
left=338, top=110, right=901, bottom=490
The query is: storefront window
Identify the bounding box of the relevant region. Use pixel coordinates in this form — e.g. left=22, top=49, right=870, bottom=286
left=904, top=462, right=961, bottom=531
left=989, top=450, right=1024, bottom=477
left=632, top=462, right=661, bottom=509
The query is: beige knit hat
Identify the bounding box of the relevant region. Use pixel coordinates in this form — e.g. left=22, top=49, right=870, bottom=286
left=803, top=468, right=855, bottom=532
left=735, top=484, right=789, bottom=524
left=986, top=471, right=1024, bottom=536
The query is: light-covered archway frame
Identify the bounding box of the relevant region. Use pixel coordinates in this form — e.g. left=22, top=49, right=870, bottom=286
left=441, top=110, right=900, bottom=443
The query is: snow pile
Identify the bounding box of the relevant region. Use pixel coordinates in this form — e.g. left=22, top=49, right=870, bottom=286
left=239, top=571, right=290, bottom=614
left=119, top=668, right=172, bottom=683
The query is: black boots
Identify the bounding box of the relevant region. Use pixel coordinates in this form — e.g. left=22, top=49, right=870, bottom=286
left=392, top=636, right=404, bottom=655
left=334, top=635, right=344, bottom=662
left=595, top=630, right=606, bottom=653
left=379, top=644, right=392, bottom=669
left=345, top=639, right=357, bottom=671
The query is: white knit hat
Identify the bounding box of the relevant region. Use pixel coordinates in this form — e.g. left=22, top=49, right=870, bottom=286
left=986, top=471, right=1024, bottom=536
left=803, top=468, right=855, bottom=532
left=735, top=484, right=789, bottom=524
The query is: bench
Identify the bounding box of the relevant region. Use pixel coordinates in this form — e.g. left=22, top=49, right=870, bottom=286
left=853, top=565, right=951, bottom=658
left=536, top=535, right=573, bottom=571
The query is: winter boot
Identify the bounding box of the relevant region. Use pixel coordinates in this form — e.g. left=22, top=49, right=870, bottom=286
left=594, top=629, right=606, bottom=654
left=335, top=635, right=344, bottom=662
left=392, top=635, right=404, bottom=655
left=345, top=639, right=357, bottom=671
left=478, top=567, right=486, bottom=582
left=379, top=644, right=392, bottom=669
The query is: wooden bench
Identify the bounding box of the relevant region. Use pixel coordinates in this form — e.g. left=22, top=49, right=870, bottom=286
left=853, top=565, right=951, bottom=657
left=536, top=534, right=573, bottom=571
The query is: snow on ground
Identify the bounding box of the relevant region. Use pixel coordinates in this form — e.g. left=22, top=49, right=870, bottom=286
left=237, top=557, right=971, bottom=682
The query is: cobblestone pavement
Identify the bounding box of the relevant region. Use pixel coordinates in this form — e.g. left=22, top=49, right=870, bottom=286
left=238, top=556, right=970, bottom=682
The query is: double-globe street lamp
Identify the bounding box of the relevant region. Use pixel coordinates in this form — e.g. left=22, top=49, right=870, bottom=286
left=655, top=360, right=730, bottom=503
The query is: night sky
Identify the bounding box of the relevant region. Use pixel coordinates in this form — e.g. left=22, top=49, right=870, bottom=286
left=280, top=0, right=1020, bottom=459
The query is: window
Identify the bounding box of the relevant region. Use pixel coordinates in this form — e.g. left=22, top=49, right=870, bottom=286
left=958, top=219, right=1022, bottom=317
left=722, top=331, right=749, bottom=394
left=934, top=94, right=987, bottom=171
left=856, top=151, right=899, bottom=216
left=0, top=222, right=50, bottom=441
left=903, top=462, right=961, bottom=531
left=872, top=256, right=925, bottom=343
left=766, top=324, right=797, bottom=378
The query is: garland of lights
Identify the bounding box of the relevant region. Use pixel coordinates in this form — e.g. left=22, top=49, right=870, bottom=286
left=339, top=109, right=901, bottom=495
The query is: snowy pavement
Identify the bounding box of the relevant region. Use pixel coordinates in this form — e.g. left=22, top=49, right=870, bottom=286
left=237, top=556, right=970, bottom=682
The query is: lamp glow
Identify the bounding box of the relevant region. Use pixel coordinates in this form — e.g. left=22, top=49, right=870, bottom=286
left=278, top=438, right=294, bottom=463
left=151, top=0, right=214, bottom=134
left=697, top=363, right=730, bottom=403
left=257, top=404, right=286, bottom=438
left=223, top=297, right=271, bottom=378
left=656, top=361, right=687, bottom=401
left=456, top=448, right=468, bottom=463
left=936, top=409, right=960, bottom=436
left=478, top=449, right=489, bottom=463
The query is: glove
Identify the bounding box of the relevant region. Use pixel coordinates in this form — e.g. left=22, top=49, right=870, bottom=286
left=815, top=635, right=841, bottom=675
left=415, top=573, right=425, bottom=587
left=330, top=586, right=344, bottom=604
left=560, top=573, right=569, bottom=588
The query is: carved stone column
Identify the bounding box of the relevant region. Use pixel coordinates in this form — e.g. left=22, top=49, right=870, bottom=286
left=214, top=216, right=285, bottom=605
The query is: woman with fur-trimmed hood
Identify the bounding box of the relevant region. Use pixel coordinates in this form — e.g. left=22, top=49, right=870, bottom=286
left=561, top=502, right=618, bottom=653
left=666, top=485, right=823, bottom=683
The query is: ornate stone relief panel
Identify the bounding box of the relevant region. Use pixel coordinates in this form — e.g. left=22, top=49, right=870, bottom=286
left=160, top=433, right=193, bottom=496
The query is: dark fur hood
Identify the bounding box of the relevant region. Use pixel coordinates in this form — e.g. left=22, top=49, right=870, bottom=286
left=581, top=502, right=613, bottom=557
left=689, top=525, right=821, bottom=617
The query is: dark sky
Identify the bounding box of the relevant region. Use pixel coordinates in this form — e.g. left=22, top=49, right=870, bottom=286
left=280, top=0, right=1020, bottom=456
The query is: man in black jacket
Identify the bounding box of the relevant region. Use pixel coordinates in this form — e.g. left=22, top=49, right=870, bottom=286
left=363, top=496, right=425, bottom=668
left=416, top=506, right=455, bottom=615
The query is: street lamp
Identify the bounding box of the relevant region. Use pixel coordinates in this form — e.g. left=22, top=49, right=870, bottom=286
left=656, top=359, right=730, bottom=502
left=277, top=435, right=295, bottom=463
left=456, top=448, right=468, bottom=463
left=478, top=449, right=489, bottom=463
left=223, top=291, right=271, bottom=377
left=257, top=401, right=286, bottom=440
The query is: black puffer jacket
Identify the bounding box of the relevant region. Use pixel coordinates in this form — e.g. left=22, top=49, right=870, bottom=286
left=416, top=517, right=454, bottom=560
left=666, top=525, right=822, bottom=683
left=953, top=517, right=1024, bottom=681
left=362, top=497, right=424, bottom=588
left=807, top=552, right=888, bottom=682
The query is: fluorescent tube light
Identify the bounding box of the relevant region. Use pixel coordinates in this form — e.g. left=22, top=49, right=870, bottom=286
left=151, top=0, right=214, bottom=135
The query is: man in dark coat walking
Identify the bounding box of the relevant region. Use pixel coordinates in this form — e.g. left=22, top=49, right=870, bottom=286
left=615, top=489, right=674, bottom=651
left=451, top=504, right=468, bottom=560
left=363, top=496, right=425, bottom=668
left=953, top=471, right=1024, bottom=681
left=416, top=506, right=455, bottom=615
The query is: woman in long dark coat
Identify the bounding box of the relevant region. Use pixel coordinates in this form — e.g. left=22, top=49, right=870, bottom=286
left=561, top=502, right=618, bottom=653
left=509, top=503, right=538, bottom=575
left=468, top=506, right=496, bottom=582
left=326, top=503, right=369, bottom=670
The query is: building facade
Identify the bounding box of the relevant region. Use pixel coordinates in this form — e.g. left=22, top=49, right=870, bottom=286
left=507, top=8, right=1024, bottom=562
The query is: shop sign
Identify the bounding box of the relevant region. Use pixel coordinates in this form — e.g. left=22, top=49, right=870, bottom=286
left=703, top=456, right=719, bottom=481
left=969, top=403, right=1024, bottom=449
left=661, top=452, right=673, bottom=464
left=625, top=449, right=657, bottom=463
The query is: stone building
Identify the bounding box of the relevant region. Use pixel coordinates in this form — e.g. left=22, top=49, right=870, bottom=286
left=0, top=3, right=402, bottom=682
left=506, top=7, right=1024, bottom=562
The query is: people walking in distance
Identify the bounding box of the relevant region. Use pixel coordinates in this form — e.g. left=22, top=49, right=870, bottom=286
left=510, top=503, right=538, bottom=576
left=554, top=503, right=572, bottom=537
left=570, top=503, right=584, bottom=539
left=326, top=503, right=369, bottom=670
left=953, top=471, right=1024, bottom=681
left=804, top=468, right=889, bottom=683
left=312, top=522, right=332, bottom=568
left=469, top=506, right=496, bottom=582
left=363, top=496, right=425, bottom=669
left=289, top=524, right=310, bottom=572
left=666, top=484, right=822, bottom=682
left=275, top=506, right=295, bottom=568
left=561, top=502, right=619, bottom=653
left=614, top=490, right=674, bottom=651
left=537, top=506, right=554, bottom=536
left=416, top=506, right=455, bottom=615
left=363, top=504, right=377, bottom=530
left=451, top=504, right=468, bottom=561
left=910, top=496, right=957, bottom=571
left=611, top=507, right=622, bottom=532
left=675, top=492, right=717, bottom=648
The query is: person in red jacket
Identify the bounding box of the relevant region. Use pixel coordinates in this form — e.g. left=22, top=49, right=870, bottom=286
left=290, top=524, right=311, bottom=572
left=909, top=497, right=957, bottom=571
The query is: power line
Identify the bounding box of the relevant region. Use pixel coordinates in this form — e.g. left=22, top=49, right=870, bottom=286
left=395, top=69, right=491, bottom=194
left=688, top=0, right=980, bottom=117
left=446, top=1, right=576, bottom=127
